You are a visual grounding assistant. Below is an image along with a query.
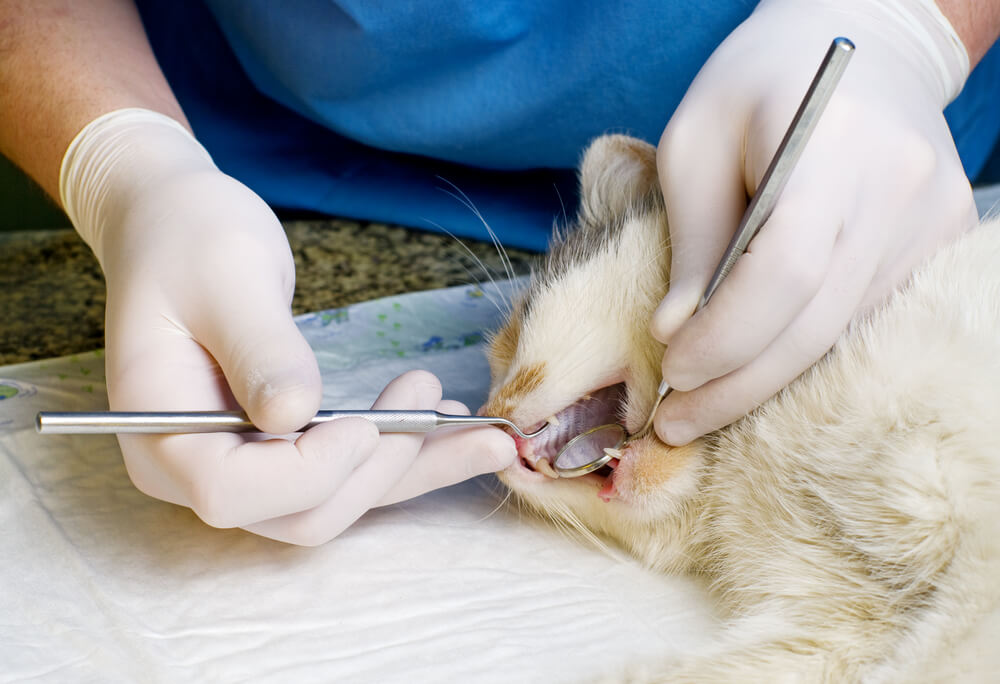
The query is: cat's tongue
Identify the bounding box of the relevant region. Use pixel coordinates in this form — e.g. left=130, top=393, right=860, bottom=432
left=522, top=384, right=625, bottom=465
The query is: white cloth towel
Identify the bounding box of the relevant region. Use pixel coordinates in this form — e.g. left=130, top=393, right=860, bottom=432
left=0, top=279, right=716, bottom=684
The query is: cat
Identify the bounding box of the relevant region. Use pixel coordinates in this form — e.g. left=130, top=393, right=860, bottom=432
left=481, top=134, right=1000, bottom=682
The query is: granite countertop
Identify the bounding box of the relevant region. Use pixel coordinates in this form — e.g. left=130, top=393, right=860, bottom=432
left=0, top=220, right=539, bottom=366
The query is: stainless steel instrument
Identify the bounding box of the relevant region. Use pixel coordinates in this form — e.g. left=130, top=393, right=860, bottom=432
left=35, top=409, right=550, bottom=440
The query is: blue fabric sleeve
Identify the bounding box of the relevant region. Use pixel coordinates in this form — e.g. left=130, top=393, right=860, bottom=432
left=945, top=39, right=1000, bottom=183
left=135, top=0, right=1000, bottom=252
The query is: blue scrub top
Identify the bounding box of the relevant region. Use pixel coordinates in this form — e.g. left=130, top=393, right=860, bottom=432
left=135, top=0, right=1000, bottom=251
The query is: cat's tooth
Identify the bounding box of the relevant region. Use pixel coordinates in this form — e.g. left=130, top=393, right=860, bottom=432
left=534, top=457, right=560, bottom=479
left=603, top=448, right=623, bottom=459
left=546, top=415, right=560, bottom=427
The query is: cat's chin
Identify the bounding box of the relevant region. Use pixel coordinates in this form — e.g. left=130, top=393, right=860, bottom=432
left=609, top=436, right=705, bottom=518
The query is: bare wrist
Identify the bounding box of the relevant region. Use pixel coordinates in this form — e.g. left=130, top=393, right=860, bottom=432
left=935, top=0, right=1000, bottom=66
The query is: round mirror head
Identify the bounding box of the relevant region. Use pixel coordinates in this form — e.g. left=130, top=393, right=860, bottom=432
left=552, top=423, right=627, bottom=478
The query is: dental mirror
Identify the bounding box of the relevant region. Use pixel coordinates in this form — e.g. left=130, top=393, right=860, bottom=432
left=551, top=423, right=627, bottom=477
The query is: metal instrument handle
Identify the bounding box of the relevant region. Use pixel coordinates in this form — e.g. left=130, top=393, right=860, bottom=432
left=699, top=37, right=855, bottom=308
left=35, top=410, right=546, bottom=438
left=37, top=410, right=443, bottom=435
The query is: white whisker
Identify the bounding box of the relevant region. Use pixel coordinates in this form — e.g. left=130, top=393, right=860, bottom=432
left=440, top=187, right=516, bottom=284
left=421, top=218, right=510, bottom=317
left=473, top=485, right=515, bottom=523
left=553, top=181, right=569, bottom=228
left=435, top=176, right=519, bottom=286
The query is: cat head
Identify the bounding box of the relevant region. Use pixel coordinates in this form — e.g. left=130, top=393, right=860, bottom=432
left=482, top=134, right=706, bottom=535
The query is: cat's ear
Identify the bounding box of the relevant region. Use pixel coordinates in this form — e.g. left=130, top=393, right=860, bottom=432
left=578, top=134, right=661, bottom=223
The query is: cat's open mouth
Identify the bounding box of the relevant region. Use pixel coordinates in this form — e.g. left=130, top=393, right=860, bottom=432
left=515, top=383, right=627, bottom=479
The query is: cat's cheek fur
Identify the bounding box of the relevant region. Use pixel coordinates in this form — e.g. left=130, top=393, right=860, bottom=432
left=611, top=437, right=705, bottom=520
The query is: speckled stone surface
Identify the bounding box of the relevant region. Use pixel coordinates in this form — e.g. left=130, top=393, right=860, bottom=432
left=0, top=220, right=539, bottom=366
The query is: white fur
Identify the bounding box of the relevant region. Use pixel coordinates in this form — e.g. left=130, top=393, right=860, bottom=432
left=490, top=211, right=668, bottom=428
left=487, top=135, right=1000, bottom=682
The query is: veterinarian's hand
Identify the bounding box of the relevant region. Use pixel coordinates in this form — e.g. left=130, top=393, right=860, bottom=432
left=649, top=0, right=979, bottom=446
left=61, top=109, right=515, bottom=545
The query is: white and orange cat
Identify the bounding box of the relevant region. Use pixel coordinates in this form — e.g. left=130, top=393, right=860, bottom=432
left=482, top=134, right=1000, bottom=682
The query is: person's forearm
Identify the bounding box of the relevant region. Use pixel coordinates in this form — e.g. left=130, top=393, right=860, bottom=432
left=0, top=0, right=188, bottom=201
left=936, top=0, right=1000, bottom=66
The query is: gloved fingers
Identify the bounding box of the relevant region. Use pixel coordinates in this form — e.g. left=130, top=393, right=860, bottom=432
left=123, top=419, right=379, bottom=529
left=104, top=301, right=236, bottom=411
left=105, top=317, right=381, bottom=525
left=108, top=328, right=237, bottom=507
left=859, top=166, right=978, bottom=304
left=645, top=0, right=976, bottom=446
left=654, top=235, right=872, bottom=446
left=199, top=310, right=323, bottom=437
left=146, top=189, right=323, bottom=438
left=106, top=284, right=319, bottom=457
left=100, top=168, right=322, bottom=437
left=376, top=399, right=517, bottom=507
left=660, top=195, right=842, bottom=391
left=652, top=92, right=748, bottom=345
left=243, top=370, right=444, bottom=546
left=178, top=260, right=322, bottom=436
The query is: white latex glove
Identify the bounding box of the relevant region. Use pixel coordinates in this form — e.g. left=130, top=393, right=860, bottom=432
left=651, top=0, right=977, bottom=446
left=61, top=109, right=515, bottom=545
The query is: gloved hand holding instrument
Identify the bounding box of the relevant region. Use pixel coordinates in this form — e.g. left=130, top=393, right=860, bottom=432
left=55, top=109, right=516, bottom=545
left=652, top=0, right=979, bottom=446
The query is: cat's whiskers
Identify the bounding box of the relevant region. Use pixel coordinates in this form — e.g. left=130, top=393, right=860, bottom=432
left=421, top=218, right=511, bottom=317
left=435, top=176, right=518, bottom=285
left=471, top=477, right=516, bottom=523
left=552, top=181, right=569, bottom=229
left=541, top=500, right=615, bottom=557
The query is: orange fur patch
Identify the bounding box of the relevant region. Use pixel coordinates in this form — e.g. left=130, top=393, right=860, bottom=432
left=486, top=314, right=521, bottom=382
left=613, top=137, right=658, bottom=183
left=482, top=361, right=547, bottom=418
left=627, top=438, right=700, bottom=497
